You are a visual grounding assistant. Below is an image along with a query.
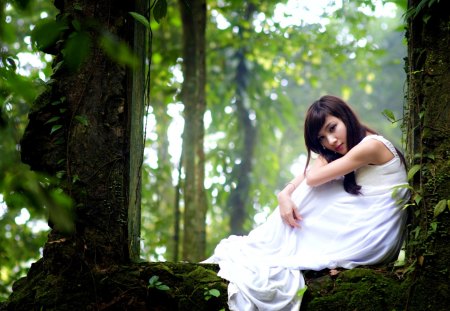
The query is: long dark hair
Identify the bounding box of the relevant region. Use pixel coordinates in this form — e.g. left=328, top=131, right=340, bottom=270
left=304, top=95, right=376, bottom=195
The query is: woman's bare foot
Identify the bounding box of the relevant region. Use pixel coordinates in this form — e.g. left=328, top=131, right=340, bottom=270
left=329, top=269, right=340, bottom=276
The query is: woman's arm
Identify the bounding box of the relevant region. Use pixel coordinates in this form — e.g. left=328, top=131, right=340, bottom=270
left=306, top=138, right=392, bottom=187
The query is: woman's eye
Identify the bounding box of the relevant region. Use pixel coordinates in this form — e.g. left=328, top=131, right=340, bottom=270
left=329, top=124, right=336, bottom=132
left=318, top=136, right=324, bottom=142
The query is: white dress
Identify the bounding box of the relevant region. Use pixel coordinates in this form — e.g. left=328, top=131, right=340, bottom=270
left=203, top=135, right=409, bottom=311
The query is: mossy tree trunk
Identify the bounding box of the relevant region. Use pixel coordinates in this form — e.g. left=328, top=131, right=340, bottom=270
left=404, top=0, right=450, bottom=309
left=179, top=0, right=208, bottom=262
left=4, top=0, right=146, bottom=308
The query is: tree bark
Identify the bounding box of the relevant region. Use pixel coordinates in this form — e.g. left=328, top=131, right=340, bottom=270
left=20, top=0, right=136, bottom=267
left=405, top=1, right=450, bottom=309
left=128, top=0, right=147, bottom=262
left=179, top=0, right=208, bottom=262
left=5, top=0, right=146, bottom=308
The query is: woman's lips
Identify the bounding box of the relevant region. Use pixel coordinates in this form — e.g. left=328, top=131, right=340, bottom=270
left=336, top=144, right=344, bottom=152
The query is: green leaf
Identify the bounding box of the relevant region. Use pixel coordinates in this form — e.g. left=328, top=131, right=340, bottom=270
left=50, top=124, right=62, bottom=135
left=433, top=199, right=447, bottom=217
left=297, top=286, right=308, bottom=298
left=48, top=189, right=74, bottom=233
left=430, top=221, right=438, bottom=233
left=75, top=115, right=88, bottom=126
left=413, top=194, right=422, bottom=205
left=129, top=12, right=150, bottom=29
left=407, top=164, right=421, bottom=181
left=99, top=34, right=138, bottom=68
left=382, top=109, right=396, bottom=123
left=148, top=275, right=170, bottom=291
left=208, top=289, right=220, bottom=297
left=45, top=116, right=60, bottom=125
left=423, top=14, right=431, bottom=24
left=73, top=3, right=83, bottom=10
left=72, top=19, right=82, bottom=32
left=148, top=275, right=159, bottom=286
left=153, top=0, right=168, bottom=23
left=31, top=19, right=68, bottom=52
left=63, top=31, right=92, bottom=71
left=156, top=284, right=170, bottom=291
left=424, top=153, right=435, bottom=161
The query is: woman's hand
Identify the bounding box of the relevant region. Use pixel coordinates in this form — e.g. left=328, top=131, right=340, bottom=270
left=277, top=192, right=302, bottom=228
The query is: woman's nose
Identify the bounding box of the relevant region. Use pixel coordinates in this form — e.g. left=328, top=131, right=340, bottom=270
left=327, top=135, right=337, bottom=145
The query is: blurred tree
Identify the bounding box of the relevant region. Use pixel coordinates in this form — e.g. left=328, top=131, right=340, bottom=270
left=224, top=2, right=258, bottom=236
left=178, top=0, right=208, bottom=262
left=139, top=3, right=182, bottom=262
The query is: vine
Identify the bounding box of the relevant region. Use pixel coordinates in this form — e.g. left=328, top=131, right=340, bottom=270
left=404, top=0, right=441, bottom=23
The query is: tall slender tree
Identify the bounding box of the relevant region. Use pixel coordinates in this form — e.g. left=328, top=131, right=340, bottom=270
left=226, top=2, right=257, bottom=235
left=178, top=0, right=208, bottom=262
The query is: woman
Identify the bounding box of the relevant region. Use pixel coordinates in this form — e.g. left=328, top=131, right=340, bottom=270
left=203, top=95, right=409, bottom=311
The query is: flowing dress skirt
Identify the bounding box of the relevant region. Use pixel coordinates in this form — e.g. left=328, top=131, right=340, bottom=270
left=204, top=176, right=407, bottom=310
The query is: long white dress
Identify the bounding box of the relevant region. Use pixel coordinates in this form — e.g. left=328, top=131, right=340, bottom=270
left=203, top=135, right=409, bottom=311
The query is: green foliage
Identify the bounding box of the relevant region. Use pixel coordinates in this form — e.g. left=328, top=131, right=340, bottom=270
left=407, top=164, right=421, bottom=180
left=203, top=287, right=220, bottom=301
left=62, top=30, right=92, bottom=71
left=148, top=275, right=171, bottom=291
left=129, top=12, right=150, bottom=29
left=129, top=0, right=168, bottom=27
left=153, top=0, right=168, bottom=24
left=382, top=109, right=400, bottom=124
left=0, top=0, right=77, bottom=299
left=433, top=199, right=449, bottom=218
left=30, top=18, right=68, bottom=51
left=100, top=33, right=138, bottom=68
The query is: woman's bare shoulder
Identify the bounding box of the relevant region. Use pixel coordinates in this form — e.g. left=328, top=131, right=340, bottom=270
left=355, top=136, right=394, bottom=165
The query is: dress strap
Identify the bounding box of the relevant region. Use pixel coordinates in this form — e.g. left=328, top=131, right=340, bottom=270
left=361, top=135, right=398, bottom=157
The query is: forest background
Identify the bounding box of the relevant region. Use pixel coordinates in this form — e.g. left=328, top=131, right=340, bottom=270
left=0, top=0, right=408, bottom=300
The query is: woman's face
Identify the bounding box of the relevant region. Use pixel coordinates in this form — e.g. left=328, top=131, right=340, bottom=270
left=317, top=115, right=348, bottom=155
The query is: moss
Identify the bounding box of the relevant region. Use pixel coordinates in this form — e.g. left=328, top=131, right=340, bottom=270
left=142, top=262, right=228, bottom=311
left=4, top=260, right=421, bottom=311
left=303, top=268, right=409, bottom=311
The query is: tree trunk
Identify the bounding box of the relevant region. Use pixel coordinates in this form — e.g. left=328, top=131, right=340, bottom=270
left=179, top=0, right=208, bottom=262
left=227, top=3, right=257, bottom=236
left=4, top=0, right=146, bottom=308
left=405, top=1, right=450, bottom=309
left=128, top=0, right=147, bottom=262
